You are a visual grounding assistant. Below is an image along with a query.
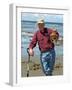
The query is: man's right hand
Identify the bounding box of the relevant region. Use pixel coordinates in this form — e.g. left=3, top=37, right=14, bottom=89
left=28, top=48, right=34, bottom=56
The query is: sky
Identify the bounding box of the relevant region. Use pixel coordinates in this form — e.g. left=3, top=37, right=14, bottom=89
left=21, top=13, right=63, bottom=23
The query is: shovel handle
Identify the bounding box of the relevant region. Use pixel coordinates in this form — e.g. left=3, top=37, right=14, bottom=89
left=27, top=48, right=29, bottom=54
left=26, top=48, right=30, bottom=77
left=27, top=48, right=30, bottom=61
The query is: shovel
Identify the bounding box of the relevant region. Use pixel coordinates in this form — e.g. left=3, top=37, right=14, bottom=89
left=27, top=48, right=30, bottom=77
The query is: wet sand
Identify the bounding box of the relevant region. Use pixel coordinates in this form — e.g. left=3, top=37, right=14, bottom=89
left=21, top=56, right=63, bottom=77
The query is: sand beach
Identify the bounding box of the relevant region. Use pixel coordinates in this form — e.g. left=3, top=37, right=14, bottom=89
left=21, top=55, right=63, bottom=77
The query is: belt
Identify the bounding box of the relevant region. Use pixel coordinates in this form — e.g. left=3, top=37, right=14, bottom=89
left=40, top=48, right=54, bottom=53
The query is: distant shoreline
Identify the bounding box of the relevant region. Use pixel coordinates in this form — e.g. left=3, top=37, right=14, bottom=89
left=21, top=20, right=63, bottom=25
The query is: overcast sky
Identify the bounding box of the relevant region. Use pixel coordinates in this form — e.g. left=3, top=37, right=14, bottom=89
left=21, top=13, right=63, bottom=23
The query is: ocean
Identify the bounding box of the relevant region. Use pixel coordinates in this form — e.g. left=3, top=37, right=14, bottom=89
left=21, top=21, right=63, bottom=59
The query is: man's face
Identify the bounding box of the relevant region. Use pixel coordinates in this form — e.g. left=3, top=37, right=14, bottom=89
left=38, top=23, right=44, bottom=31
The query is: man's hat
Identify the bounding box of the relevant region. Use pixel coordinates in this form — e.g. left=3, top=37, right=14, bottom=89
left=37, top=19, right=45, bottom=24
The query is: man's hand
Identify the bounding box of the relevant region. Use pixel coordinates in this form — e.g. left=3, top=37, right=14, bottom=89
left=29, top=48, right=34, bottom=56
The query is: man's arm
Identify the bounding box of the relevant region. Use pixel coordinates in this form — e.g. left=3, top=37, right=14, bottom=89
left=28, top=32, right=38, bottom=56
left=29, top=32, right=37, bottom=49
left=48, top=28, right=59, bottom=38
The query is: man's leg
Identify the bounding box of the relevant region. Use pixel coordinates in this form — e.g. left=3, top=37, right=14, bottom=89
left=40, top=49, right=55, bottom=76
left=49, top=49, right=56, bottom=74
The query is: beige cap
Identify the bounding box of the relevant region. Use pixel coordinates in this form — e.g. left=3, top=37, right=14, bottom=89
left=37, top=19, right=45, bottom=24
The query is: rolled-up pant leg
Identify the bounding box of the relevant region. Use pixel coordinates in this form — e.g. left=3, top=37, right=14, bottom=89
left=40, top=49, right=55, bottom=76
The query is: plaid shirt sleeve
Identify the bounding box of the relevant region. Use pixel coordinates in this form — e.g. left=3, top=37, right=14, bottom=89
left=29, top=32, right=38, bottom=49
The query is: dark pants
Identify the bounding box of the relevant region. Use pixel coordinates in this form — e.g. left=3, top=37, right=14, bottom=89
left=40, top=49, right=55, bottom=76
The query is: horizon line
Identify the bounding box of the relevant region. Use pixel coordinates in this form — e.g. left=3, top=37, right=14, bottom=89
left=21, top=20, right=63, bottom=24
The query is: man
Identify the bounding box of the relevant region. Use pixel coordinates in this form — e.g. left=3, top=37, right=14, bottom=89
left=28, top=19, right=59, bottom=76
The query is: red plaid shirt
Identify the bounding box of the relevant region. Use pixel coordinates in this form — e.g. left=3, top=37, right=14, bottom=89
left=29, top=28, right=59, bottom=52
